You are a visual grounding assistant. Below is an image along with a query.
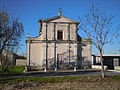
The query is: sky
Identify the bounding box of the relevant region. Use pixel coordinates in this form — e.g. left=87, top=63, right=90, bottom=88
left=0, top=0, right=120, bottom=55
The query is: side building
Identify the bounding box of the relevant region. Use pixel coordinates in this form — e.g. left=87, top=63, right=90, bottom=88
left=92, top=54, right=120, bottom=70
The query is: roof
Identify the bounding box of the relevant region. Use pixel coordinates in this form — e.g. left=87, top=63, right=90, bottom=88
left=16, top=55, right=26, bottom=59
left=82, top=38, right=92, bottom=44
left=38, top=16, right=80, bottom=24
left=102, top=54, right=120, bottom=57
left=92, top=54, right=120, bottom=57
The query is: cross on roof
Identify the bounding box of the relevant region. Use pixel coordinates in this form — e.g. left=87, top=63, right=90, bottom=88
left=58, top=8, right=62, bottom=16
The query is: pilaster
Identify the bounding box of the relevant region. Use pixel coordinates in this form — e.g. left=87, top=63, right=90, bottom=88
left=45, top=23, right=48, bottom=40
left=74, top=44, right=77, bottom=66
left=67, top=24, right=70, bottom=40
left=43, top=43, right=48, bottom=71
left=53, top=23, right=56, bottom=40
left=27, top=41, right=31, bottom=67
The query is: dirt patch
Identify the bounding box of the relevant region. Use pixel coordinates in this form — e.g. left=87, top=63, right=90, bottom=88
left=0, top=77, right=120, bottom=90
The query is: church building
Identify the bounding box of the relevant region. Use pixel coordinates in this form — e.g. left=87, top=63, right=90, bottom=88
left=26, top=10, right=92, bottom=71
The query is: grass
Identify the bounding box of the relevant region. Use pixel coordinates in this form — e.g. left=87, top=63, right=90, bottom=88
left=0, top=66, right=25, bottom=74
left=1, top=76, right=120, bottom=89
left=0, top=76, right=80, bottom=84
left=110, top=76, right=120, bottom=80
left=0, top=76, right=120, bottom=84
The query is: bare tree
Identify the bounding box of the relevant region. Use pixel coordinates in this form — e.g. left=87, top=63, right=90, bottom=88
left=79, top=5, right=118, bottom=78
left=0, top=10, right=24, bottom=72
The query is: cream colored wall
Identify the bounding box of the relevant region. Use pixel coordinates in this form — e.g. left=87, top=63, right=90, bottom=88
left=56, top=43, right=69, bottom=64
left=56, top=43, right=77, bottom=65
left=47, top=23, right=54, bottom=40
left=70, top=44, right=77, bottom=62
left=27, top=41, right=91, bottom=68
left=56, top=43, right=68, bottom=54
left=82, top=44, right=92, bottom=67
left=26, top=43, right=29, bottom=66
left=16, top=59, right=26, bottom=66
left=39, top=23, right=69, bottom=41
left=35, top=22, right=48, bottom=40
left=47, top=43, right=54, bottom=67
left=40, top=43, right=78, bottom=67
left=28, top=42, right=78, bottom=67
left=37, top=18, right=78, bottom=41
left=30, top=43, right=43, bottom=66
left=42, top=23, right=47, bottom=40
left=70, top=24, right=77, bottom=40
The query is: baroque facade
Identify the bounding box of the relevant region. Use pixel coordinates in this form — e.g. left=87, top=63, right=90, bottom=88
left=26, top=11, right=92, bottom=70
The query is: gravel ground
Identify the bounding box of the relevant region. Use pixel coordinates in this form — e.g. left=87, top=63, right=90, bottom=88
left=0, top=77, right=120, bottom=90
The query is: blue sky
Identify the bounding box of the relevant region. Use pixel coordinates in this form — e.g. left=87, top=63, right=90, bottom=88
left=0, top=0, right=120, bottom=55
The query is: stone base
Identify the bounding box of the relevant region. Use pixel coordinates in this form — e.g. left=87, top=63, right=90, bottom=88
left=74, top=67, right=77, bottom=71
left=23, top=66, right=28, bottom=72
left=44, top=68, right=47, bottom=72
left=55, top=68, right=57, bottom=71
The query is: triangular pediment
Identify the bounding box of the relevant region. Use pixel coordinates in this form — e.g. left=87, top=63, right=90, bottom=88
left=42, top=16, right=79, bottom=24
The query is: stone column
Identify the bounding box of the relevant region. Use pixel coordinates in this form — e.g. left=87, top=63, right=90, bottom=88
left=27, top=41, right=31, bottom=70
left=53, top=23, right=56, bottom=40
left=46, top=23, right=48, bottom=40
left=43, top=22, right=48, bottom=72
left=67, top=24, right=71, bottom=66
left=54, top=43, right=57, bottom=71
left=75, top=24, right=78, bottom=40
left=68, top=43, right=71, bottom=66
left=53, top=23, right=57, bottom=71
left=28, top=42, right=31, bottom=67
left=74, top=44, right=77, bottom=71
left=66, top=24, right=68, bottom=40
left=43, top=43, right=48, bottom=72
left=46, top=43, right=48, bottom=68
left=67, top=24, right=70, bottom=40
left=87, top=44, right=92, bottom=66
left=52, top=43, right=57, bottom=71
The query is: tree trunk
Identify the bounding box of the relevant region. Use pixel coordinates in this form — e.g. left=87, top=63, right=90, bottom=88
left=100, top=51, right=105, bottom=78
left=0, top=50, right=3, bottom=71
left=0, top=50, right=9, bottom=72
left=3, top=56, right=9, bottom=72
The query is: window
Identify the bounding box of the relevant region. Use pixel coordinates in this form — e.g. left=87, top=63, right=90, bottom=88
left=57, top=30, right=63, bottom=40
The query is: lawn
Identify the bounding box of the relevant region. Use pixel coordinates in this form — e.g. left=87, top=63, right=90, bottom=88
left=0, top=76, right=119, bottom=83
left=0, top=76, right=120, bottom=89
left=0, top=66, right=25, bottom=74
left=0, top=76, right=80, bottom=83
left=0, top=66, right=120, bottom=90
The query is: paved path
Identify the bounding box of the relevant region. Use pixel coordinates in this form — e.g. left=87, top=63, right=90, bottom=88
left=0, top=69, right=120, bottom=77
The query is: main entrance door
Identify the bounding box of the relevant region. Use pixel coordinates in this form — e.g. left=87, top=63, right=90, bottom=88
left=57, top=54, right=64, bottom=69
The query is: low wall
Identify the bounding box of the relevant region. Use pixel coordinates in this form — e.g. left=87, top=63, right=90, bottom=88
left=16, top=59, right=26, bottom=66
left=114, top=66, right=120, bottom=70
left=92, top=65, right=108, bottom=70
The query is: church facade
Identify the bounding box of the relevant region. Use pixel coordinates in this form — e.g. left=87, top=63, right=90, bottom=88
left=26, top=11, right=92, bottom=70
